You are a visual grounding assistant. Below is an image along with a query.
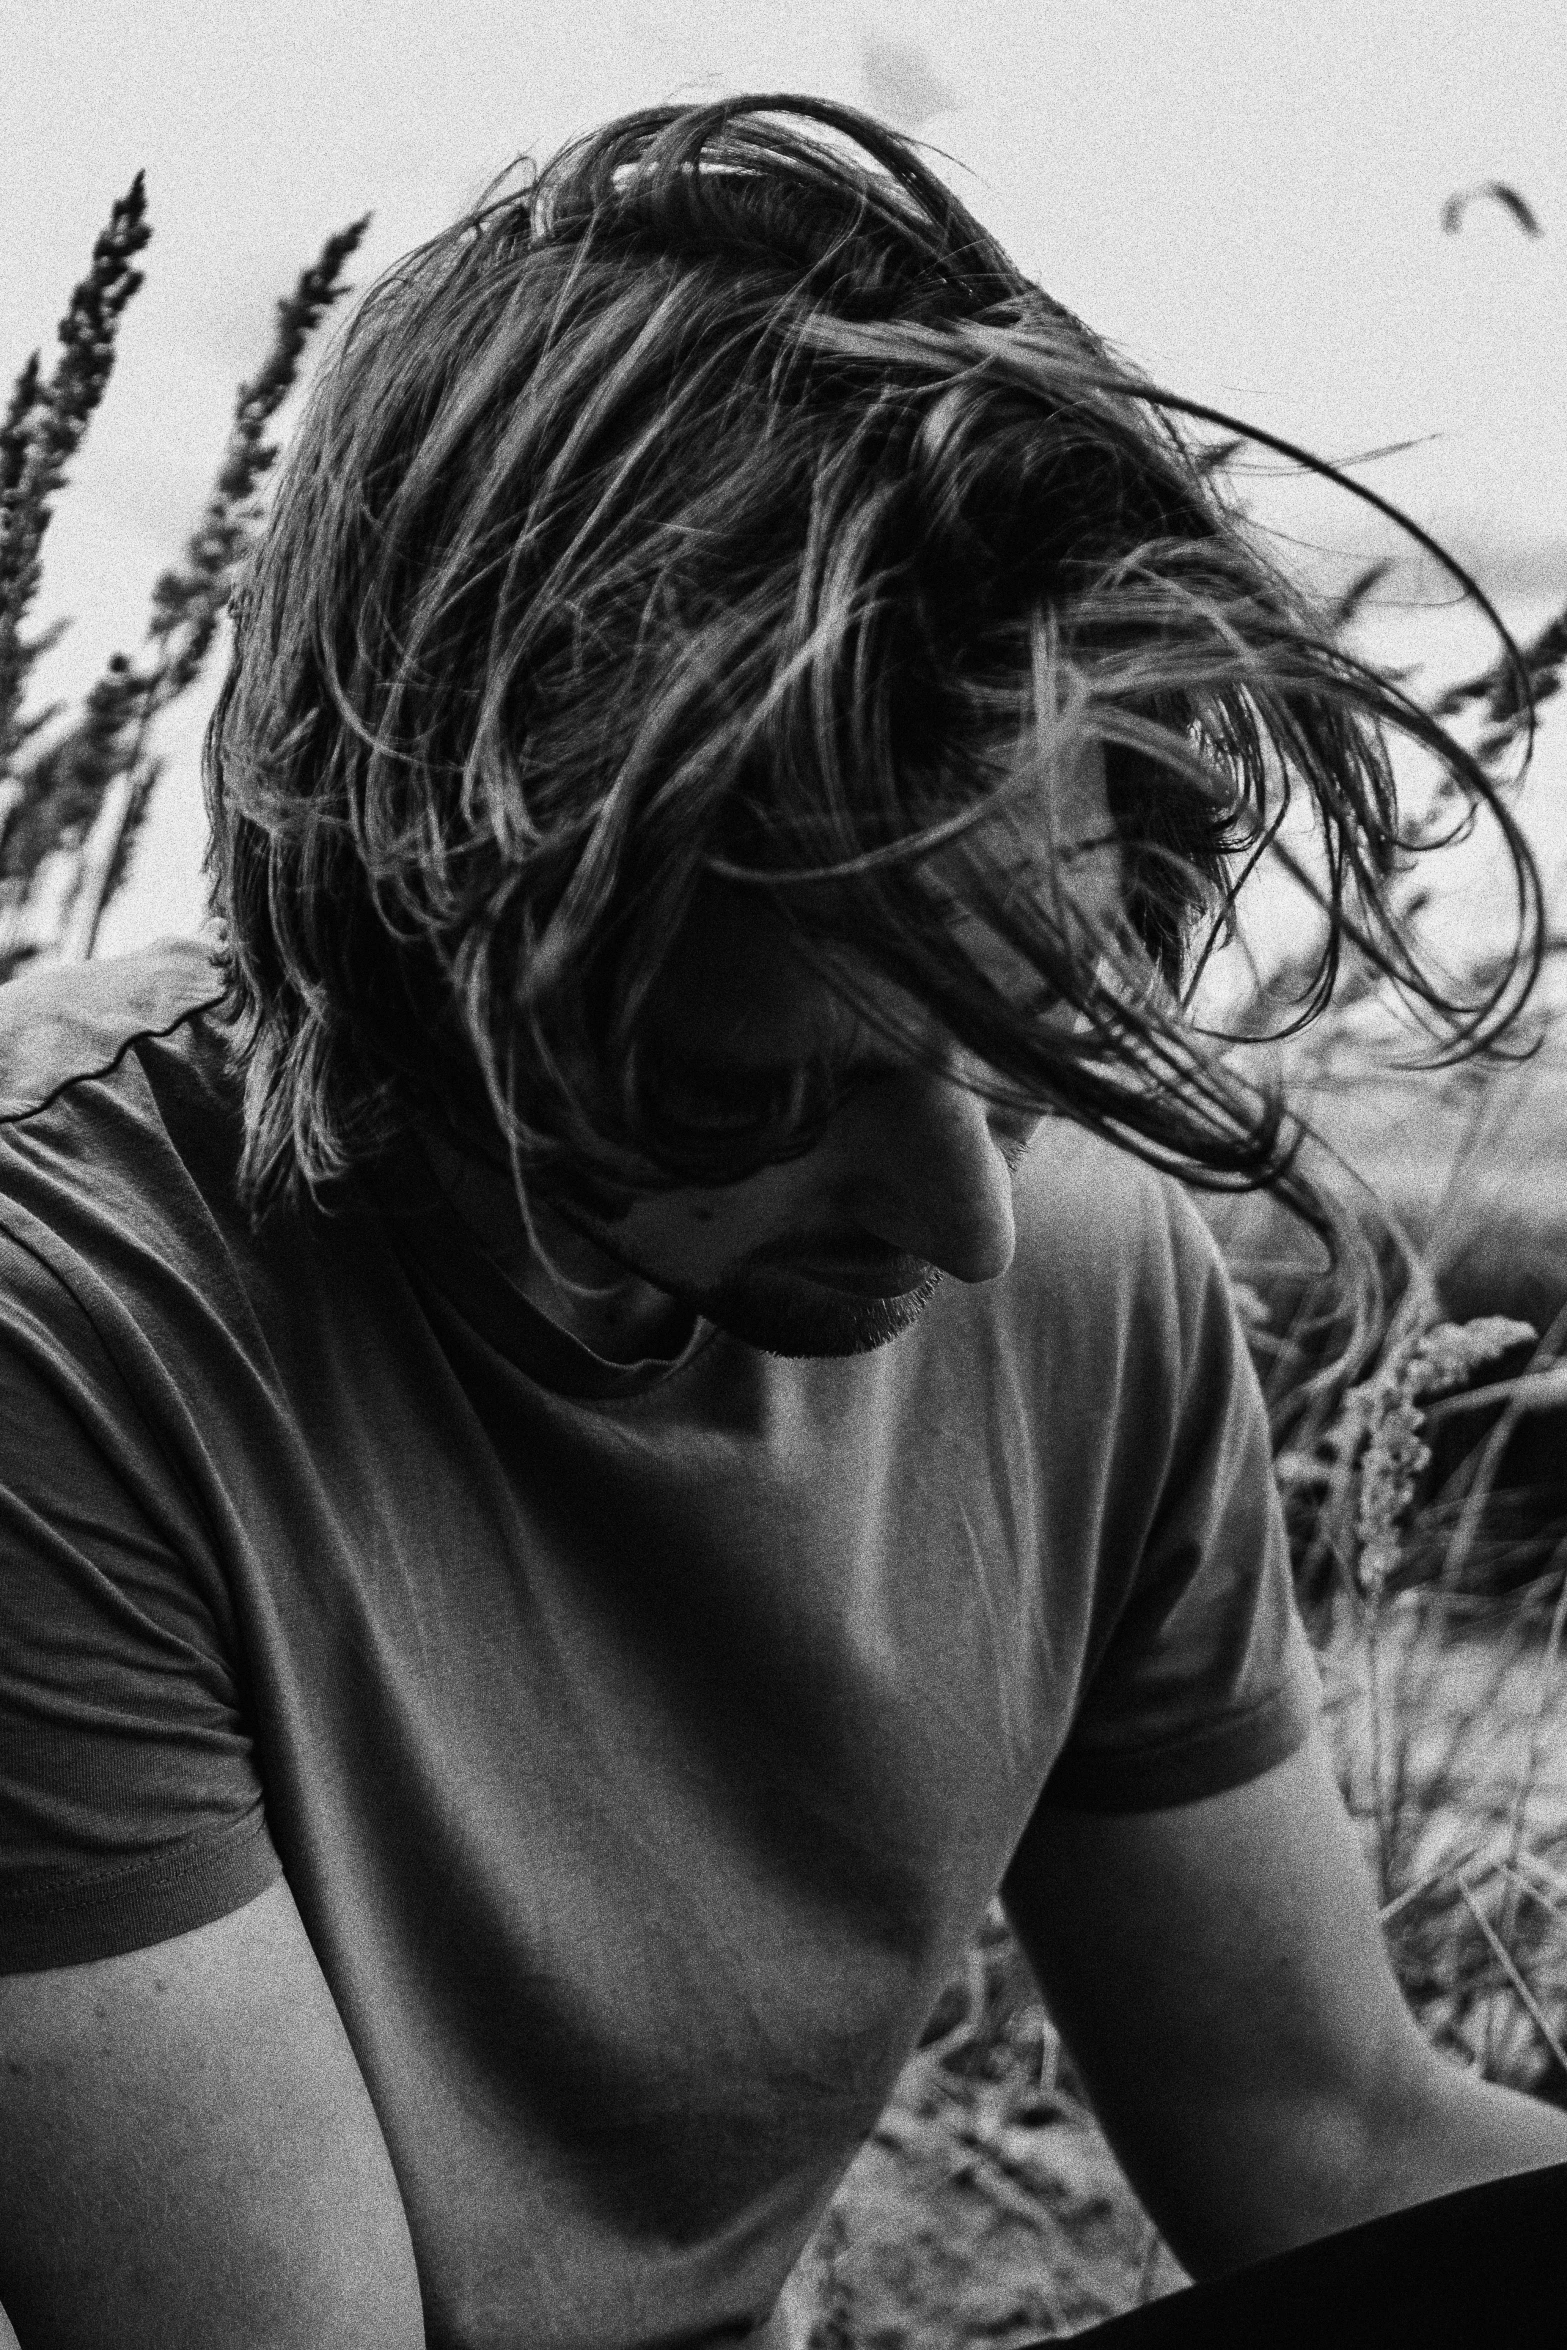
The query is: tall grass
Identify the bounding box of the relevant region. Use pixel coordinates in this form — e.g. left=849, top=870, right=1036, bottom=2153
left=1264, top=1243, right=1567, bottom=2102
left=0, top=181, right=367, bottom=981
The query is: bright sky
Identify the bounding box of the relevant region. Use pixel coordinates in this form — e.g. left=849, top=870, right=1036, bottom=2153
left=3, top=0, right=1564, bottom=955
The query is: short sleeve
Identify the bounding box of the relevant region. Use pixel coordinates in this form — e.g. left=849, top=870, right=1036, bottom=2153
left=1041, top=1188, right=1322, bottom=1813
left=0, top=1223, right=280, bottom=1972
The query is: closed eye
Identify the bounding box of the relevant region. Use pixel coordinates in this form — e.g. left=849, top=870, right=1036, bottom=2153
left=639, top=1055, right=856, bottom=1151
left=647, top=1068, right=805, bottom=1134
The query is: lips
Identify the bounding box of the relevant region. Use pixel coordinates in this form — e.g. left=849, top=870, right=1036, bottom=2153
left=789, top=1248, right=927, bottom=1297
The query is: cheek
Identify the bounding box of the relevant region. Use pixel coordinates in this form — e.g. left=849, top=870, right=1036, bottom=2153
left=610, top=1190, right=752, bottom=1272
left=649, top=1162, right=818, bottom=1258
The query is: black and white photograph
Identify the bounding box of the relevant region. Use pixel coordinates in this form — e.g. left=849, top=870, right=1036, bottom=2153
left=1, top=5, right=1565, bottom=2344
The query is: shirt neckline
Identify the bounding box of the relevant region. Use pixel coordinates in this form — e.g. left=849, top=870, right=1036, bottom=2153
left=364, top=1131, right=718, bottom=1402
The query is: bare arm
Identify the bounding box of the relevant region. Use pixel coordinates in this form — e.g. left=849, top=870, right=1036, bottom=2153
left=0, top=1879, right=425, bottom=2350
left=1004, top=1724, right=1567, bottom=2278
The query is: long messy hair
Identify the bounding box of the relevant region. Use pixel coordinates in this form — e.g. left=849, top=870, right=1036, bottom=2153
left=203, top=93, right=1544, bottom=1243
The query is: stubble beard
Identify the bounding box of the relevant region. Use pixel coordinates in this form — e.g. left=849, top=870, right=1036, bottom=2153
left=538, top=1184, right=945, bottom=1360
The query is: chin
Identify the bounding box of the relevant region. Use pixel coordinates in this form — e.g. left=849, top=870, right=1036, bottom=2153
left=696, top=1265, right=943, bottom=1358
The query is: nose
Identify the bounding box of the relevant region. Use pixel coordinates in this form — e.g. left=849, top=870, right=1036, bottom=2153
left=826, top=1064, right=1028, bottom=1284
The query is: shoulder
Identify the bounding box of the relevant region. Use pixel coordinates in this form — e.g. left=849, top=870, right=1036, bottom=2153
left=0, top=933, right=228, bottom=1125
left=0, top=935, right=249, bottom=1357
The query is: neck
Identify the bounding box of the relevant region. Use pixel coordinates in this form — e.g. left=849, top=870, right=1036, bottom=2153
left=416, top=1129, right=693, bottom=1364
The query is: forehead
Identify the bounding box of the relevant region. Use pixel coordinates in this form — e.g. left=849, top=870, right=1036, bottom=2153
left=646, top=741, right=1121, bottom=1066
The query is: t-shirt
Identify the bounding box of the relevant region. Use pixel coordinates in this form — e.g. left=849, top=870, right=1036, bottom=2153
left=0, top=938, right=1319, bottom=2350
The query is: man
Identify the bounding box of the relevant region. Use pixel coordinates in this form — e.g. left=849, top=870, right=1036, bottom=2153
left=0, top=95, right=1562, bottom=2350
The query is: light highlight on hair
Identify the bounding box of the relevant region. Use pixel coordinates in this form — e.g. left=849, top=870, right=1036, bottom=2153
left=202, top=93, right=1544, bottom=1258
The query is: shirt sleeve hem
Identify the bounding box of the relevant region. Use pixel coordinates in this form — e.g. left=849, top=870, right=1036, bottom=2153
left=1038, top=1672, right=1320, bottom=1815
left=0, top=1806, right=284, bottom=1974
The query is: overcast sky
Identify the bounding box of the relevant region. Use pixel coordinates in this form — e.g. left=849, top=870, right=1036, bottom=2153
left=4, top=0, right=1564, bottom=952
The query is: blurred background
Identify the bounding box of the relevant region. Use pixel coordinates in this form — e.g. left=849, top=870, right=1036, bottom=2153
left=3, top=0, right=1564, bottom=961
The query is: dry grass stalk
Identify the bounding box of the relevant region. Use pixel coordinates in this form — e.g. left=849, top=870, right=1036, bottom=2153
left=0, top=188, right=368, bottom=978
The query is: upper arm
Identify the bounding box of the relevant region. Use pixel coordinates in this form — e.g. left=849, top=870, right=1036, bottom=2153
left=0, top=1880, right=424, bottom=2350
left=1003, top=1725, right=1434, bottom=2273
